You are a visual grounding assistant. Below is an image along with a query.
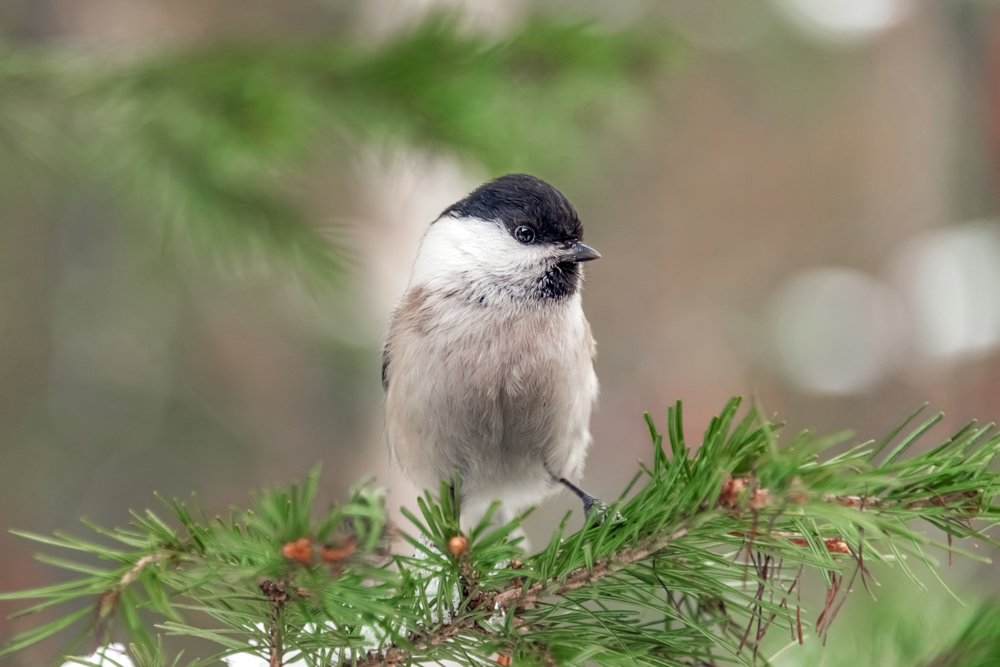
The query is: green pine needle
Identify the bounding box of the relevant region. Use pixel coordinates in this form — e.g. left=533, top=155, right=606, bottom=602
left=2, top=398, right=999, bottom=666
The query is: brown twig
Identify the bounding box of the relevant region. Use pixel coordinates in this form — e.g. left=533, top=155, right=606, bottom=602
left=831, top=489, right=981, bottom=511
left=819, top=560, right=861, bottom=645
left=795, top=564, right=804, bottom=644
left=261, top=581, right=289, bottom=667
left=347, top=530, right=688, bottom=667
left=119, top=553, right=167, bottom=588
left=94, top=552, right=169, bottom=640
left=723, top=478, right=982, bottom=559
left=720, top=477, right=981, bottom=514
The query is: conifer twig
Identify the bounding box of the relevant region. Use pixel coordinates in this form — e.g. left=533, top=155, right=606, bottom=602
left=118, top=554, right=165, bottom=588
left=260, top=580, right=289, bottom=667
left=350, top=530, right=689, bottom=667
left=486, top=530, right=688, bottom=610
left=351, top=468, right=990, bottom=666
left=3, top=399, right=998, bottom=666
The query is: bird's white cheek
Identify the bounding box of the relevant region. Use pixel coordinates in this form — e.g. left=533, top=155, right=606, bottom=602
left=409, top=216, right=550, bottom=287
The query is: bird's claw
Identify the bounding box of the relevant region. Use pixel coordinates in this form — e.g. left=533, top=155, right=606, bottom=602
left=582, top=496, right=623, bottom=525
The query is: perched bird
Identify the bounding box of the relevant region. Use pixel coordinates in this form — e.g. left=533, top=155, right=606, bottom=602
left=382, top=174, right=606, bottom=530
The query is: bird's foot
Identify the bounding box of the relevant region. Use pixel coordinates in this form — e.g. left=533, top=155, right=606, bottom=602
left=553, top=474, right=623, bottom=525
left=581, top=494, right=623, bottom=525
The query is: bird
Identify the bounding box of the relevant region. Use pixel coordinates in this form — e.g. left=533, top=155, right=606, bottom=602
left=382, top=173, right=606, bottom=532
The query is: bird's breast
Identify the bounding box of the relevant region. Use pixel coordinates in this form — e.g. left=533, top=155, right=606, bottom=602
left=426, top=291, right=591, bottom=389
left=384, top=283, right=597, bottom=494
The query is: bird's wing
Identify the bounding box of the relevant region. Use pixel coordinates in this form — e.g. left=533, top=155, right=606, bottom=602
left=381, top=343, right=391, bottom=393
left=382, top=286, right=430, bottom=393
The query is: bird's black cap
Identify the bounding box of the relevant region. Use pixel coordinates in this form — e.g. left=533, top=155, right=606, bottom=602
left=442, top=174, right=583, bottom=244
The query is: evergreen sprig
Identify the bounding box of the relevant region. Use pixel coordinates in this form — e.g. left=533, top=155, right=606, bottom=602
left=0, top=17, right=676, bottom=284
left=2, top=397, right=998, bottom=666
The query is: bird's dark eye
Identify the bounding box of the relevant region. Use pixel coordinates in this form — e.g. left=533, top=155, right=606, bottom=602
left=514, top=226, right=535, bottom=244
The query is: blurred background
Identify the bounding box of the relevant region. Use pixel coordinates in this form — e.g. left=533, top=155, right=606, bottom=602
left=2, top=0, right=1000, bottom=664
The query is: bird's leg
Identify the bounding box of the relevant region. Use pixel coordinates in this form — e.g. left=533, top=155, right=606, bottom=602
left=557, top=476, right=605, bottom=515
left=547, top=467, right=621, bottom=523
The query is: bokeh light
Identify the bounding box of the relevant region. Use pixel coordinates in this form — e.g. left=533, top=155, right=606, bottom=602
left=771, top=0, right=912, bottom=44
left=768, top=267, right=907, bottom=394
left=892, top=222, right=1000, bottom=361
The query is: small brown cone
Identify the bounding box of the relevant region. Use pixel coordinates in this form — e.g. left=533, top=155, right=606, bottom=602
left=281, top=537, right=312, bottom=565
left=448, top=535, right=468, bottom=557
left=321, top=536, right=358, bottom=563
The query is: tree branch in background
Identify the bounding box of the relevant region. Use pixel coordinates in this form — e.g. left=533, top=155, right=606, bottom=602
left=0, top=17, right=679, bottom=285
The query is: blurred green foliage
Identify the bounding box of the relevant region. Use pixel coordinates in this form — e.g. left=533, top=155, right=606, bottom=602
left=0, top=17, right=678, bottom=284
left=768, top=578, right=1000, bottom=667
left=922, top=600, right=1000, bottom=667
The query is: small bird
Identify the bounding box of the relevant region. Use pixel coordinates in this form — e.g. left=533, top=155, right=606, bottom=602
left=382, top=174, right=606, bottom=531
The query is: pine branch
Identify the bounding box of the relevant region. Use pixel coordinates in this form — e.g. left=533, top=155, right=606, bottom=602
left=352, top=530, right=689, bottom=667
left=1, top=398, right=998, bottom=667
left=259, top=581, right=288, bottom=667
left=352, top=472, right=991, bottom=666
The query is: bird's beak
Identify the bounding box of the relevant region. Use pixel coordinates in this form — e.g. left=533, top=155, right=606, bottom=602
left=561, top=241, right=601, bottom=263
